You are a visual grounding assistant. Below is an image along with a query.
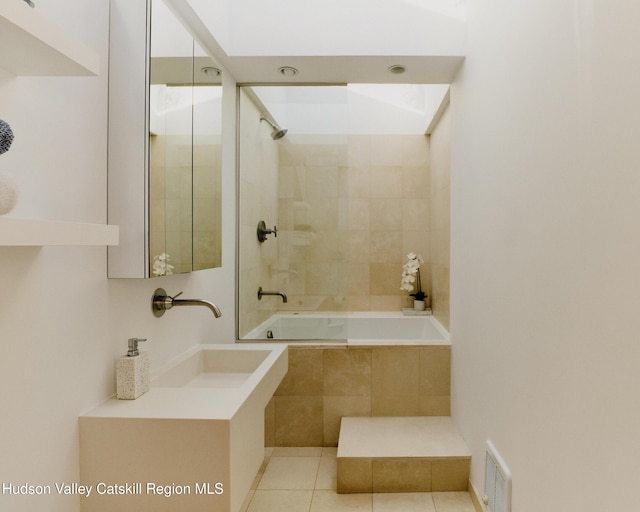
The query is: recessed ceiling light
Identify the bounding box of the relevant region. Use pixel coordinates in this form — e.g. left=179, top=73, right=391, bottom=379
left=278, top=66, right=299, bottom=77
left=201, top=67, right=222, bottom=77
left=388, top=65, right=407, bottom=75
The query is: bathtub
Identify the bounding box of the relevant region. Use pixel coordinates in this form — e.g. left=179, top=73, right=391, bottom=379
left=241, top=311, right=449, bottom=345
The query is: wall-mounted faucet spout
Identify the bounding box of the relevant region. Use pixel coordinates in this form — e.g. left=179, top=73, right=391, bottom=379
left=258, top=287, right=288, bottom=303
left=152, top=288, right=222, bottom=318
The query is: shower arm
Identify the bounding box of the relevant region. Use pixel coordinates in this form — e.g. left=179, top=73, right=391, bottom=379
left=259, top=116, right=287, bottom=140
left=260, top=116, right=278, bottom=130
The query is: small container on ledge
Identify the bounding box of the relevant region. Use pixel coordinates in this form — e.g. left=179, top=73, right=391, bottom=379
left=116, top=338, right=150, bottom=400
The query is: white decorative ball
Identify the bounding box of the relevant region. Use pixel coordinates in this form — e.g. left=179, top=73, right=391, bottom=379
left=0, top=171, right=20, bottom=215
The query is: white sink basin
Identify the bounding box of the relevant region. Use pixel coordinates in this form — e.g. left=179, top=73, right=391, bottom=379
left=153, top=347, right=274, bottom=389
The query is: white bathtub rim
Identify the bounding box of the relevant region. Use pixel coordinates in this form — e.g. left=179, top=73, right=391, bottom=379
left=236, top=339, right=450, bottom=347
left=241, top=311, right=450, bottom=344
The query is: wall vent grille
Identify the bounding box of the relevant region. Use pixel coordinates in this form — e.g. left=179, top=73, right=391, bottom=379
left=483, top=440, right=511, bottom=512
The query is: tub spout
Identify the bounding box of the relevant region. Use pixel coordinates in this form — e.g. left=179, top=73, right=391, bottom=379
left=152, top=288, right=222, bottom=318
left=257, top=287, right=288, bottom=303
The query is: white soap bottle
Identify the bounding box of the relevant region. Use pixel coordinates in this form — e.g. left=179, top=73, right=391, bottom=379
left=116, top=338, right=150, bottom=400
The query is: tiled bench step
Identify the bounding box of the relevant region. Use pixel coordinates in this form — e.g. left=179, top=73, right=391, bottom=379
left=337, top=416, right=470, bottom=493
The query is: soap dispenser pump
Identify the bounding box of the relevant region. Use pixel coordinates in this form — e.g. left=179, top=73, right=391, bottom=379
left=116, top=337, right=150, bottom=400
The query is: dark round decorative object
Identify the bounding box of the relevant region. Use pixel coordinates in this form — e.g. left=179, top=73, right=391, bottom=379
left=0, top=119, right=14, bottom=155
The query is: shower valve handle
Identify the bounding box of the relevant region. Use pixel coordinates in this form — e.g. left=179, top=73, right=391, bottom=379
left=257, top=220, right=277, bottom=242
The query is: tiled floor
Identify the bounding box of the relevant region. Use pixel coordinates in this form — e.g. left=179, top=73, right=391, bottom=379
left=240, top=447, right=477, bottom=512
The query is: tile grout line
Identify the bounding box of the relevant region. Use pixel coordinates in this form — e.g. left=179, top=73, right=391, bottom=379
left=310, top=455, right=322, bottom=511
left=308, top=489, right=316, bottom=512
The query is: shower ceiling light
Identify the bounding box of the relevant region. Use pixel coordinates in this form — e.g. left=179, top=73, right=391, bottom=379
left=278, top=66, right=299, bottom=77
left=202, top=67, right=222, bottom=77
left=388, top=65, right=407, bottom=75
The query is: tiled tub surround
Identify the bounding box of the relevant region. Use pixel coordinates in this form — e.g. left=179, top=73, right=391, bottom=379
left=265, top=344, right=451, bottom=446
left=239, top=131, right=452, bottom=338
left=277, top=134, right=431, bottom=314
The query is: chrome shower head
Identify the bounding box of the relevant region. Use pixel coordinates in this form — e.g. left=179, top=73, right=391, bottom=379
left=271, top=127, right=288, bottom=140
left=260, top=116, right=287, bottom=140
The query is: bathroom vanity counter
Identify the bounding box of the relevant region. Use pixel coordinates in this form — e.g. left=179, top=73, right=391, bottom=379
left=79, top=344, right=288, bottom=512
left=82, top=344, right=287, bottom=420
left=81, top=387, right=254, bottom=419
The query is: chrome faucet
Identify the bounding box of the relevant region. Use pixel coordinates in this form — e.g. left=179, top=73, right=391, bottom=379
left=258, top=287, right=288, bottom=303
left=152, top=288, right=222, bottom=318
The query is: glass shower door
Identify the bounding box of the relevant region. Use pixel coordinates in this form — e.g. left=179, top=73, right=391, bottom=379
left=238, top=86, right=349, bottom=341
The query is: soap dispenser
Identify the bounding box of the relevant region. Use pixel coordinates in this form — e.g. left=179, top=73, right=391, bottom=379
left=116, top=338, right=150, bottom=400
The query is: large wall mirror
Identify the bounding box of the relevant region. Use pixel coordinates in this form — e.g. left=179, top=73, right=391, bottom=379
left=108, top=0, right=222, bottom=278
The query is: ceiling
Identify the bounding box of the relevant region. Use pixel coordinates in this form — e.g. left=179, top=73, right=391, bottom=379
left=165, top=0, right=466, bottom=85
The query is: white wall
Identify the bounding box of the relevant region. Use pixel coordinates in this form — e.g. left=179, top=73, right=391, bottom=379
left=451, top=1, right=640, bottom=510
left=0, top=2, right=236, bottom=511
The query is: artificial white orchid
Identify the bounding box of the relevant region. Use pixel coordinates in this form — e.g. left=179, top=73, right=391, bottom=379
left=152, top=252, right=175, bottom=277
left=400, top=252, right=427, bottom=300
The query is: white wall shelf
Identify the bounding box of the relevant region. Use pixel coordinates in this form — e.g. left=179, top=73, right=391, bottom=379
left=0, top=217, right=119, bottom=246
left=0, top=2, right=99, bottom=76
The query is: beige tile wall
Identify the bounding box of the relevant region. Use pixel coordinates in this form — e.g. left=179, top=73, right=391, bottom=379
left=149, top=134, right=193, bottom=274
left=149, top=135, right=222, bottom=275
left=276, top=134, right=431, bottom=314
left=276, top=135, right=349, bottom=312
left=265, top=345, right=451, bottom=447
left=240, top=123, right=451, bottom=335
left=337, top=457, right=470, bottom=493
left=193, top=136, right=222, bottom=271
